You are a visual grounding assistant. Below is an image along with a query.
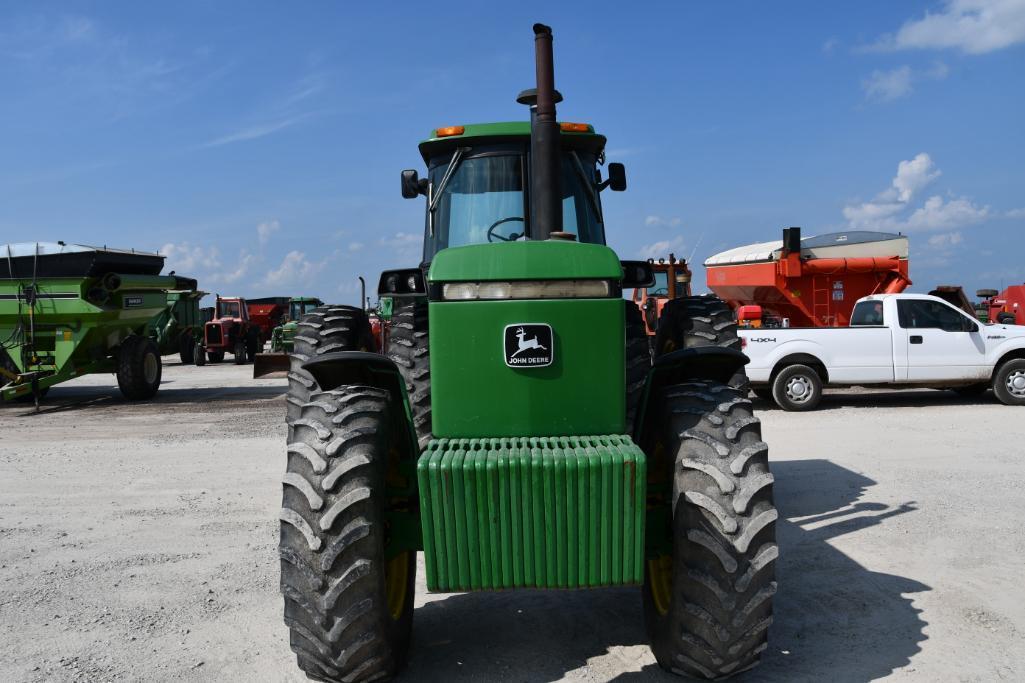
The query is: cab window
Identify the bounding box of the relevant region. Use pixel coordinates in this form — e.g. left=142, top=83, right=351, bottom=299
left=850, top=300, right=885, bottom=326
left=897, top=299, right=973, bottom=331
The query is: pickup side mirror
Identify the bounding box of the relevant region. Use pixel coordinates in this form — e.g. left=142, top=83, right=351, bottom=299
left=401, top=170, right=423, bottom=199
left=966, top=320, right=979, bottom=333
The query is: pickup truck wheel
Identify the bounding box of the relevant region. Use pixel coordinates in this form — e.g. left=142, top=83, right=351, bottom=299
left=772, top=364, right=822, bottom=411
left=643, top=380, right=777, bottom=678
left=279, top=386, right=414, bottom=682
left=993, top=359, right=1025, bottom=406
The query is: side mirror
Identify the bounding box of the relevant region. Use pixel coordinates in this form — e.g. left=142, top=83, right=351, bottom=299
left=607, top=162, right=627, bottom=191
left=966, top=321, right=979, bottom=333
left=621, top=260, right=655, bottom=288
left=401, top=170, right=421, bottom=199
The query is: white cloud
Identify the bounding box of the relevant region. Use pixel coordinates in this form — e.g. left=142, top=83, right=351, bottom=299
left=348, top=241, right=365, bottom=252
left=927, top=231, right=964, bottom=247
left=160, top=241, right=221, bottom=273
left=256, top=219, right=280, bottom=246
left=222, top=251, right=256, bottom=284
left=906, top=195, right=989, bottom=231
left=1006, top=207, right=1025, bottom=218
left=863, top=66, right=914, bottom=101
left=861, top=63, right=949, bottom=102
left=843, top=153, right=989, bottom=233
left=822, top=37, right=840, bottom=53
left=377, top=232, right=422, bottom=262
left=875, top=0, right=1025, bottom=54
left=644, top=215, right=682, bottom=228
left=638, top=236, right=686, bottom=260
left=263, top=250, right=324, bottom=288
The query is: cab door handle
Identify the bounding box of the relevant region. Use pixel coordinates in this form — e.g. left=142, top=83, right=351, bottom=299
left=910, top=335, right=923, bottom=344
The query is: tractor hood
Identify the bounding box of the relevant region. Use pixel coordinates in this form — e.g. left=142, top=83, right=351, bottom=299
left=427, top=241, right=622, bottom=284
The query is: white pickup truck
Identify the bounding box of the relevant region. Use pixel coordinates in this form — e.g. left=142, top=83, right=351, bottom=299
left=740, top=293, right=1025, bottom=410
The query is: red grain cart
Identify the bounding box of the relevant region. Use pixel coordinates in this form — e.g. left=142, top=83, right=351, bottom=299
left=705, top=227, right=911, bottom=328
left=978, top=285, right=1025, bottom=325
left=246, top=296, right=290, bottom=347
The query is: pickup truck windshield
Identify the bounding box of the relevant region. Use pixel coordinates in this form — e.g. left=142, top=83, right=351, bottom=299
left=424, top=146, right=606, bottom=261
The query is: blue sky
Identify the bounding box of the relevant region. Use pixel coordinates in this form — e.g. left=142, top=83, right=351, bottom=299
left=1, top=1, right=1023, bottom=304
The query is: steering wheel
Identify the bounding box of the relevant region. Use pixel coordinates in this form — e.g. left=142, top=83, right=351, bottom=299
left=486, top=216, right=525, bottom=242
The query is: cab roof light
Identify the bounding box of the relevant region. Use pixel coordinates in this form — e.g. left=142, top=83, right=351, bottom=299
left=435, top=125, right=465, bottom=138
left=559, top=122, right=591, bottom=133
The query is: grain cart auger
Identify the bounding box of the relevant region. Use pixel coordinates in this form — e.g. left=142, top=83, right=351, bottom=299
left=277, top=24, right=777, bottom=682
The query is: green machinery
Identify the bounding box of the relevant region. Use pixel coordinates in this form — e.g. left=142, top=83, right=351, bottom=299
left=269, top=297, right=324, bottom=353
left=1, top=242, right=196, bottom=403
left=146, top=288, right=207, bottom=363
left=277, top=25, right=776, bottom=682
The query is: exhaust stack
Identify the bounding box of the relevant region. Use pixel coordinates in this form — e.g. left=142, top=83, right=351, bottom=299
left=528, top=23, right=562, bottom=240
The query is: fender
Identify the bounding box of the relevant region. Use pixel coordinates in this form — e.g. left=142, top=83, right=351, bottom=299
left=634, top=346, right=748, bottom=443
left=302, top=351, right=420, bottom=461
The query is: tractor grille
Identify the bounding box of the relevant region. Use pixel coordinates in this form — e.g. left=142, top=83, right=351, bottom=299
left=417, top=435, right=646, bottom=591
left=206, top=325, right=222, bottom=345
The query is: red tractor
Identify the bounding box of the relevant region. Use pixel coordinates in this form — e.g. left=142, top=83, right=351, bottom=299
left=629, top=254, right=693, bottom=336
left=195, top=296, right=260, bottom=365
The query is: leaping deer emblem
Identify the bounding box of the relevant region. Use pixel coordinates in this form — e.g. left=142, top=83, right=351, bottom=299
left=511, top=327, right=548, bottom=357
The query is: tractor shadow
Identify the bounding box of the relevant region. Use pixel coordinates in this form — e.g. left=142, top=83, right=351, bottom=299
left=400, top=459, right=928, bottom=683
left=0, top=384, right=286, bottom=416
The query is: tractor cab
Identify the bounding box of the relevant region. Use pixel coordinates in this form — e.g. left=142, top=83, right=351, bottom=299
left=287, top=296, right=322, bottom=323
left=631, top=254, right=693, bottom=336
left=402, top=122, right=625, bottom=262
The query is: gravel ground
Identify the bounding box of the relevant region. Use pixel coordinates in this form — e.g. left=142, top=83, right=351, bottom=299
left=2, top=360, right=1024, bottom=682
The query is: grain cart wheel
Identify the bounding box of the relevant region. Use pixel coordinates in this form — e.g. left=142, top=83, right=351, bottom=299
left=118, top=336, right=162, bottom=400
left=386, top=300, right=432, bottom=450
left=208, top=350, right=225, bottom=363
left=654, top=294, right=748, bottom=391
left=178, top=332, right=196, bottom=364
left=195, top=345, right=206, bottom=366
left=771, top=364, right=822, bottom=411
left=287, top=306, right=375, bottom=429
left=234, top=339, right=247, bottom=365
left=246, top=328, right=261, bottom=359
left=644, top=380, right=777, bottom=679
left=625, top=300, right=650, bottom=434
left=993, top=358, right=1025, bottom=406
left=279, top=386, right=415, bottom=682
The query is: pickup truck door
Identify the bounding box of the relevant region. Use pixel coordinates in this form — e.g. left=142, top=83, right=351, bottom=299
left=895, top=299, right=988, bottom=382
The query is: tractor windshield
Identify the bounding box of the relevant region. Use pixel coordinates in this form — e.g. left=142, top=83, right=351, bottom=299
left=650, top=271, right=669, bottom=296
left=424, top=145, right=606, bottom=261
left=218, top=301, right=240, bottom=318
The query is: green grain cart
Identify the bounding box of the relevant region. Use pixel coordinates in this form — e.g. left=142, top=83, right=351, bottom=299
left=146, top=288, right=207, bottom=364
left=1, top=242, right=195, bottom=403
left=278, top=25, right=776, bottom=681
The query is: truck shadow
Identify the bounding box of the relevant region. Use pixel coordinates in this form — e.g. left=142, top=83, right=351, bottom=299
left=400, top=459, right=928, bottom=683
left=752, top=388, right=994, bottom=412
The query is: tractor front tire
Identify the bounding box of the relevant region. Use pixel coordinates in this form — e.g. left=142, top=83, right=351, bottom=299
left=644, top=380, right=777, bottom=679
left=287, top=306, right=375, bottom=428
left=387, top=300, right=432, bottom=450
left=625, top=300, right=650, bottom=434
left=654, top=294, right=748, bottom=391
left=117, top=336, right=162, bottom=400
left=279, top=385, right=415, bottom=682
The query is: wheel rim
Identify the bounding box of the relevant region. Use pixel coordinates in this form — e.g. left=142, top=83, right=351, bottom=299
left=1006, top=369, right=1025, bottom=398
left=784, top=375, right=814, bottom=403
left=384, top=551, right=410, bottom=620
left=647, top=554, right=672, bottom=616
left=143, top=353, right=158, bottom=385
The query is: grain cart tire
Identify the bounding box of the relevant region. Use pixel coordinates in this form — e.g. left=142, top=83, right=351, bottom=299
left=279, top=385, right=415, bottom=682
left=771, top=364, right=822, bottom=411
left=195, top=345, right=206, bottom=366
left=118, top=336, right=162, bottom=400
left=655, top=294, right=748, bottom=391
left=386, top=300, right=432, bottom=450
left=625, top=300, right=650, bottom=434
left=208, top=350, right=225, bottom=363
left=644, top=380, right=776, bottom=679
left=178, top=332, right=195, bottom=364
left=234, top=339, right=247, bottom=365
left=993, top=358, right=1025, bottom=406
left=246, top=328, right=261, bottom=359
left=287, top=306, right=375, bottom=429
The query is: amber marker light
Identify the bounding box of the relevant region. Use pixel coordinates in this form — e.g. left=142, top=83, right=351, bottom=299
left=559, top=122, right=591, bottom=133
left=434, top=126, right=465, bottom=137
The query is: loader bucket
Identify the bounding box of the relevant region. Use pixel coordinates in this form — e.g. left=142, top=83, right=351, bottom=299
left=253, top=352, right=290, bottom=379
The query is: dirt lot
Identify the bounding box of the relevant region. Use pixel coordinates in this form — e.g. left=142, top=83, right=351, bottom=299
left=2, top=360, right=1024, bottom=682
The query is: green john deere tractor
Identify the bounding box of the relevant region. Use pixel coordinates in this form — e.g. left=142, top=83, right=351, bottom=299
left=278, top=24, right=776, bottom=682
left=270, top=297, right=324, bottom=353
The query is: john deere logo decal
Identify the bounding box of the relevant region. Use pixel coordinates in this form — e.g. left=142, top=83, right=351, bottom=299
left=504, top=324, right=553, bottom=367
